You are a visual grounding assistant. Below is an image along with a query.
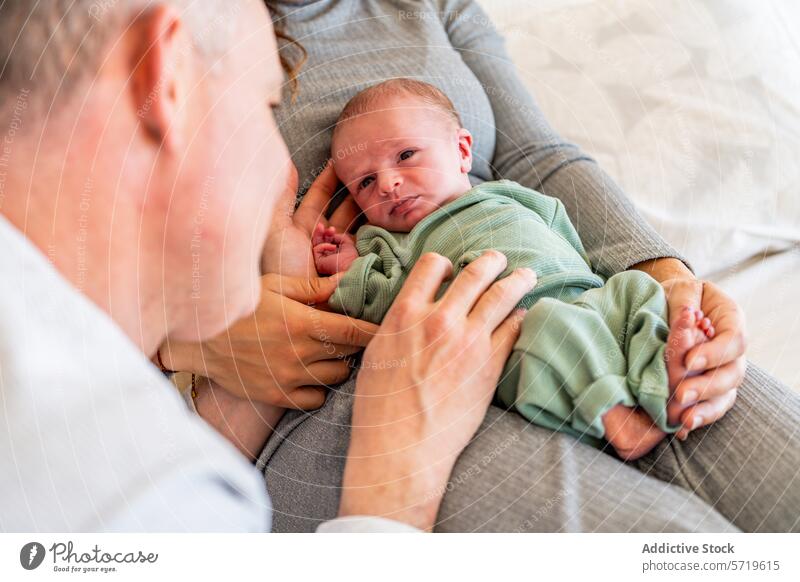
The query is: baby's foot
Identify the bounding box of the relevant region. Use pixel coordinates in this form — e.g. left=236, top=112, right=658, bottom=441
left=602, top=404, right=667, bottom=461
left=665, top=306, right=714, bottom=423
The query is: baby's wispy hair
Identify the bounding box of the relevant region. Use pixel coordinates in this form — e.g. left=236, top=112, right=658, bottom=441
left=333, top=78, right=462, bottom=139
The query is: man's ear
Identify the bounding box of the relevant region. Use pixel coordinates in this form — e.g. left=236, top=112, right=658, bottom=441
left=129, top=5, right=192, bottom=152
left=457, top=128, right=473, bottom=174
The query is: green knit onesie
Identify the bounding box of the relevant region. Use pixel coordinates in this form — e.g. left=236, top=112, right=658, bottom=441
left=328, top=180, right=680, bottom=447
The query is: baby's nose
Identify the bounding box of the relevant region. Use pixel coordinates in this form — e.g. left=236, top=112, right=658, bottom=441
left=379, top=172, right=402, bottom=195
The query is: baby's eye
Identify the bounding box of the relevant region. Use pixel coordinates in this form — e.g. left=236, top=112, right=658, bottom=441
left=399, top=149, right=415, bottom=161
left=358, top=176, right=374, bottom=191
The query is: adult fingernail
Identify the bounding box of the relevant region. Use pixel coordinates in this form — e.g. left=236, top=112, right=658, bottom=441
left=688, top=356, right=706, bottom=371
left=680, top=390, right=697, bottom=405
left=691, top=416, right=703, bottom=430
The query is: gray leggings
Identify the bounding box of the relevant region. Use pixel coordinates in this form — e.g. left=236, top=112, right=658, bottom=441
left=257, top=361, right=800, bottom=532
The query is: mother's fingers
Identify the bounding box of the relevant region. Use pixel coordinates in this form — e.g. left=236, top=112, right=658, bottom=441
left=686, top=281, right=747, bottom=372
left=329, top=194, right=363, bottom=233
left=685, top=327, right=747, bottom=372
left=662, top=278, right=703, bottom=328
left=307, top=310, right=379, bottom=347
left=673, top=357, right=747, bottom=405
left=675, top=388, right=737, bottom=440
left=294, top=160, right=340, bottom=233
left=279, top=385, right=328, bottom=410
left=304, top=359, right=354, bottom=387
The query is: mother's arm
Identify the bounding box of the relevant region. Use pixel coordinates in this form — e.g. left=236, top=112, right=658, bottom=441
left=437, top=0, right=689, bottom=279
left=439, top=0, right=745, bottom=435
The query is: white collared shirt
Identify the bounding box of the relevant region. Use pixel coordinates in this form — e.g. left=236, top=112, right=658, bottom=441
left=0, top=214, right=416, bottom=533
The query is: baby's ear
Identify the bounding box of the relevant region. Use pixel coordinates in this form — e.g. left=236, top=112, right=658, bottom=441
left=457, top=128, right=473, bottom=174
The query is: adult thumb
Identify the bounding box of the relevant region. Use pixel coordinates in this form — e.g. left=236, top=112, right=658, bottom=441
left=264, top=272, right=345, bottom=305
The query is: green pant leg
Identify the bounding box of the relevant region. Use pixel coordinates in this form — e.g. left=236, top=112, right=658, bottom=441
left=496, top=295, right=637, bottom=444
left=496, top=270, right=676, bottom=444
left=571, top=271, right=676, bottom=431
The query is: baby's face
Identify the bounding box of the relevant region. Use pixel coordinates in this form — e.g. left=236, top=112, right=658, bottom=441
left=332, top=95, right=473, bottom=232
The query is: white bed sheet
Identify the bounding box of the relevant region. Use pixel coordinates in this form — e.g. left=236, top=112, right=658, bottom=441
left=478, top=0, right=800, bottom=393
left=708, top=246, right=800, bottom=392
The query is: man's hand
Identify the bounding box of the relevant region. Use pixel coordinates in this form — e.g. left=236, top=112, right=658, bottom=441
left=338, top=251, right=536, bottom=531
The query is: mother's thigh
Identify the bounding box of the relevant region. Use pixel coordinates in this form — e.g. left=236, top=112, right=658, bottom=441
left=258, top=372, right=735, bottom=532
left=635, top=362, right=800, bottom=532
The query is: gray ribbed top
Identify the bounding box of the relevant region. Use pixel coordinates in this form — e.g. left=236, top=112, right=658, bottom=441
left=270, top=0, right=688, bottom=277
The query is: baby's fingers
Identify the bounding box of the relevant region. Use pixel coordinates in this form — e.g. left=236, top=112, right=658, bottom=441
left=312, top=222, right=327, bottom=245
left=315, top=242, right=339, bottom=256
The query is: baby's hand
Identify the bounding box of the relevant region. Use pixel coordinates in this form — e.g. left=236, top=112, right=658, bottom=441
left=601, top=404, right=667, bottom=461
left=312, top=222, right=359, bottom=275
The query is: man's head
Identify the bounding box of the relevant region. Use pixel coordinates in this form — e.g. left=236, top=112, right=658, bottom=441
left=0, top=0, right=289, bottom=348
left=331, top=79, right=473, bottom=232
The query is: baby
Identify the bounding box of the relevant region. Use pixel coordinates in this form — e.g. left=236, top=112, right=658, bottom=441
left=313, top=79, right=713, bottom=460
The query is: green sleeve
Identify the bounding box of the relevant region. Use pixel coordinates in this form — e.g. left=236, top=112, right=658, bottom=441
left=504, top=181, right=593, bottom=267
left=327, top=229, right=409, bottom=325
left=547, top=197, right=593, bottom=266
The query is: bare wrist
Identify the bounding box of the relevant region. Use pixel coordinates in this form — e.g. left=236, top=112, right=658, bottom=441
left=338, top=472, right=443, bottom=532
left=158, top=340, right=198, bottom=374
left=338, top=445, right=456, bottom=532
left=629, top=257, right=694, bottom=283
left=193, top=378, right=282, bottom=462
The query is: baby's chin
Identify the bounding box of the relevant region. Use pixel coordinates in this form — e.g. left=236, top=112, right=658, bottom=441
left=375, top=205, right=438, bottom=232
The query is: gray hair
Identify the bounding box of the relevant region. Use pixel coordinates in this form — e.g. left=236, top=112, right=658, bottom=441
left=0, top=0, right=241, bottom=111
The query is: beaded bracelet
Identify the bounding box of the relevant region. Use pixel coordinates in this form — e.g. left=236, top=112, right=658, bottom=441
left=155, top=347, right=174, bottom=375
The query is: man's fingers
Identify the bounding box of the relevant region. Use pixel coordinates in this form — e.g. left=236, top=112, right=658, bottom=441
left=329, top=194, right=362, bottom=233
left=307, top=310, right=379, bottom=347
left=294, top=160, right=339, bottom=232
left=392, top=252, right=454, bottom=308
left=673, top=358, right=747, bottom=404
left=489, top=308, right=527, bottom=375
left=470, top=268, right=536, bottom=330
left=437, top=250, right=509, bottom=316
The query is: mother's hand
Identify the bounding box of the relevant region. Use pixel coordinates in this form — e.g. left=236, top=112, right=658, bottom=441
left=261, top=160, right=361, bottom=279
left=661, top=276, right=747, bottom=439
left=161, top=272, right=379, bottom=409
left=338, top=251, right=537, bottom=530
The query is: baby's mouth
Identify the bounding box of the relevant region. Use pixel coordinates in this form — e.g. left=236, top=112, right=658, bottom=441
left=390, top=195, right=420, bottom=216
